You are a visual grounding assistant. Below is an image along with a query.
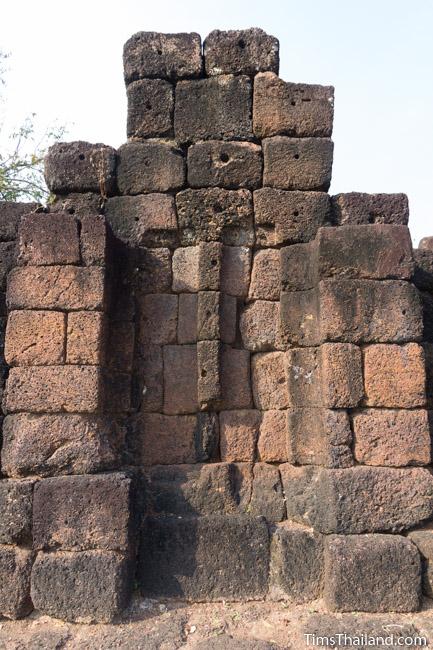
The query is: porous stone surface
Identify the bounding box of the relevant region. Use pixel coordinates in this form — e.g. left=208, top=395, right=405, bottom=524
left=204, top=29, right=279, bottom=76
left=126, top=78, right=174, bottom=138
left=263, top=137, right=333, bottom=191
left=331, top=192, right=409, bottom=225
left=117, top=142, right=185, bottom=194
left=324, top=534, right=421, bottom=612
left=219, top=409, right=260, bottom=462
left=5, top=310, right=66, bottom=366
left=0, top=479, right=34, bottom=544
left=0, top=546, right=34, bottom=619
left=188, top=141, right=262, bottom=189
left=17, top=212, right=80, bottom=265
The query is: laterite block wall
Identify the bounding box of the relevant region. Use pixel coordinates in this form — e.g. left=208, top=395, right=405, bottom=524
left=0, top=28, right=433, bottom=622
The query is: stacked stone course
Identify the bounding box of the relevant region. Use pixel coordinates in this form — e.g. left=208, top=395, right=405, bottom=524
left=0, top=27, right=432, bottom=622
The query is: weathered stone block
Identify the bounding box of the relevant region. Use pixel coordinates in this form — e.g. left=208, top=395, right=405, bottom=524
left=198, top=241, right=223, bottom=290
left=33, top=473, right=132, bottom=552
left=175, top=76, right=253, bottom=143
left=4, top=366, right=102, bottom=413
left=220, top=294, right=237, bottom=344
left=324, top=534, right=421, bottom=612
left=248, top=249, right=280, bottom=301
left=129, top=413, right=199, bottom=465
left=281, top=465, right=433, bottom=534
left=139, top=515, right=269, bottom=600
left=414, top=248, right=433, bottom=291
left=240, top=301, right=280, bottom=351
left=280, top=241, right=317, bottom=291
left=269, top=523, right=324, bottom=602
left=0, top=241, right=16, bottom=291
left=188, top=141, right=262, bottom=190
left=0, top=479, right=34, bottom=544
left=7, top=265, right=105, bottom=311
left=317, top=224, right=414, bottom=280
left=105, top=194, right=178, bottom=248
left=80, top=214, right=107, bottom=266
left=353, top=408, right=431, bottom=466
left=66, top=311, right=105, bottom=365
left=117, top=142, right=185, bottom=194
left=251, top=351, right=288, bottom=410
left=163, top=344, right=197, bottom=414
left=105, top=320, right=135, bottom=373
left=1, top=414, right=121, bottom=477
left=254, top=189, right=330, bottom=246
left=280, top=288, right=320, bottom=347
left=263, top=137, right=333, bottom=191
left=221, top=245, right=252, bottom=296
left=123, top=31, right=202, bottom=83
left=408, top=528, right=433, bottom=597
left=178, top=293, right=197, bottom=344
left=134, top=248, right=172, bottom=295
left=126, top=78, right=173, bottom=138
left=320, top=342, right=364, bottom=408
left=220, top=346, right=252, bottom=409
left=249, top=463, right=285, bottom=522
left=172, top=246, right=199, bottom=292
left=18, top=212, right=80, bottom=265
left=219, top=409, right=260, bottom=462
left=197, top=340, right=221, bottom=408
left=176, top=188, right=254, bottom=246
left=319, top=279, right=423, bottom=343
left=286, top=347, right=321, bottom=407
left=331, top=193, right=409, bottom=225
left=363, top=343, right=426, bottom=408
left=287, top=408, right=353, bottom=468
left=31, top=550, right=132, bottom=623
left=0, top=201, right=39, bottom=242
left=0, top=546, right=34, bottom=619
left=197, top=292, right=220, bottom=340
left=141, top=463, right=237, bottom=516
left=254, top=72, right=334, bottom=138
left=133, top=344, right=163, bottom=412
left=257, top=410, right=289, bottom=463
left=44, top=141, right=117, bottom=196
left=204, top=28, right=279, bottom=76
left=5, top=310, right=66, bottom=366
left=137, top=294, right=177, bottom=345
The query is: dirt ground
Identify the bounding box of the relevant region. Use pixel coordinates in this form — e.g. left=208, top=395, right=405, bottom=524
left=2, top=596, right=433, bottom=649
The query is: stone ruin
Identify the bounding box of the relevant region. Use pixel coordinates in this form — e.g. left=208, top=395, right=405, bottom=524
left=1, top=27, right=433, bottom=623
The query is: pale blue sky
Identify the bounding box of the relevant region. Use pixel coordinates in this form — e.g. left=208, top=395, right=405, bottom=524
left=1, top=0, right=432, bottom=243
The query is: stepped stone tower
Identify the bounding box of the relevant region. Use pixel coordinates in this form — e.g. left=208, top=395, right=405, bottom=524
left=0, top=28, right=433, bottom=622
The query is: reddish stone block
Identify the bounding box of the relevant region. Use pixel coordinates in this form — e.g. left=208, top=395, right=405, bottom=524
left=319, top=279, right=423, bottom=343
left=117, top=142, right=185, bottom=195
left=126, top=78, right=173, bottom=138
left=364, top=343, right=426, bottom=408
left=324, top=534, right=421, bottom=613
left=4, top=366, right=102, bottom=413
left=251, top=351, right=288, bottom=410
left=254, top=188, right=330, bottom=246
left=254, top=72, right=334, bottom=138
left=414, top=249, right=433, bottom=291
left=263, top=137, right=333, bottom=191
left=0, top=201, right=39, bottom=242
left=331, top=193, right=409, bottom=226
left=353, top=408, right=431, bottom=467
left=105, top=194, right=178, bottom=248
left=240, top=300, right=280, bottom=351
left=174, top=75, right=253, bottom=143
left=80, top=214, right=107, bottom=266
left=137, top=294, right=177, bottom=345
left=249, top=462, right=286, bottom=522
left=5, top=310, right=66, bottom=366
left=134, top=344, right=163, bottom=412
left=280, top=289, right=320, bottom=347
left=123, top=31, right=202, bottom=83
left=1, top=414, right=122, bottom=477
left=176, top=188, right=254, bottom=247
left=219, top=409, right=260, bottom=462
left=220, top=345, right=252, bottom=409
left=221, top=245, right=251, bottom=297
left=163, top=345, right=197, bottom=414
left=0, top=241, right=16, bottom=291
left=129, top=413, right=198, bottom=465
left=408, top=528, right=433, bottom=597
left=18, top=212, right=80, bottom=265
left=248, top=249, right=280, bottom=301
left=198, top=241, right=223, bottom=291
left=320, top=343, right=364, bottom=408
left=220, top=294, right=237, bottom=344
left=204, top=28, right=279, bottom=76
left=7, top=265, right=105, bottom=311
left=44, top=141, right=117, bottom=196
left=66, top=311, right=105, bottom=365
left=0, top=479, right=34, bottom=544
left=33, top=473, right=132, bottom=552
left=280, top=241, right=317, bottom=291
left=197, top=292, right=220, bottom=340
left=178, top=293, right=197, bottom=344
left=317, top=224, right=414, bottom=280
left=172, top=246, right=199, bottom=292
left=197, top=340, right=221, bottom=409
left=257, top=410, right=289, bottom=463
left=187, top=141, right=262, bottom=190
left=0, top=546, right=33, bottom=619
